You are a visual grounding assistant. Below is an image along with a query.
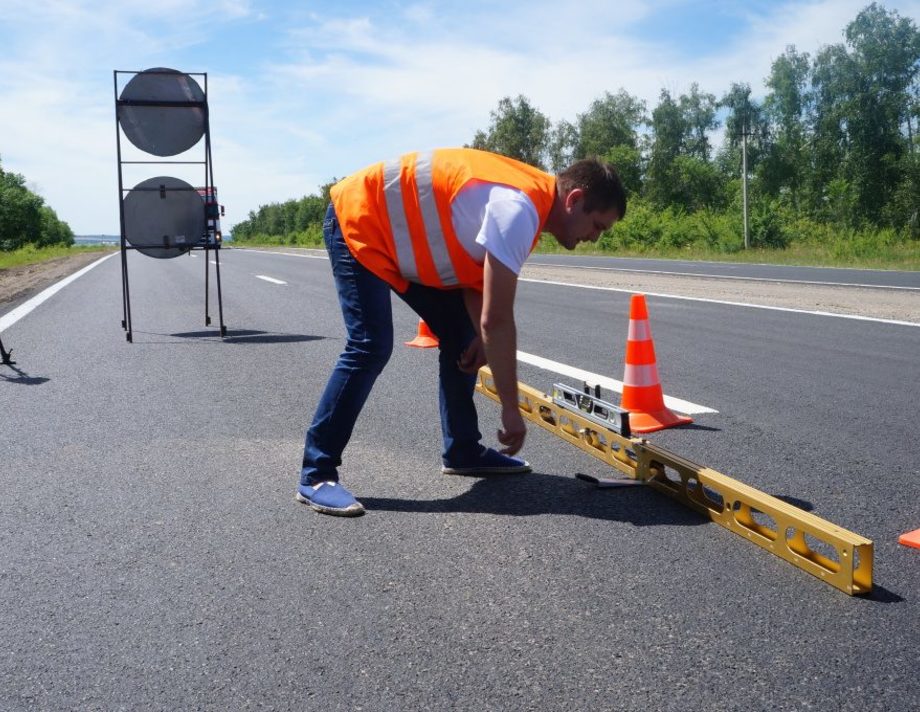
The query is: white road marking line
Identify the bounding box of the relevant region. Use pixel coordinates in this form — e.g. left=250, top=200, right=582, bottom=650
left=235, top=250, right=916, bottom=326
left=256, top=275, right=287, bottom=285
left=517, top=350, right=717, bottom=415
left=233, top=248, right=328, bottom=260
left=0, top=253, right=118, bottom=332
left=532, top=262, right=920, bottom=291
left=520, top=277, right=920, bottom=328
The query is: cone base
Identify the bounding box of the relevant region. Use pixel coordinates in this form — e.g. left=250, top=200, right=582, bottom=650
left=405, top=336, right=438, bottom=348
left=628, top=408, right=693, bottom=433
left=898, top=528, right=920, bottom=550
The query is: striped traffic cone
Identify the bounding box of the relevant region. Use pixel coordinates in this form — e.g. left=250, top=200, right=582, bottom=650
left=899, top=528, right=920, bottom=550
left=620, top=294, right=692, bottom=433
left=405, top=318, right=439, bottom=348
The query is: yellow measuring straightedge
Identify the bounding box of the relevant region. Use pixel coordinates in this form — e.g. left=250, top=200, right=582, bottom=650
left=475, top=367, right=873, bottom=596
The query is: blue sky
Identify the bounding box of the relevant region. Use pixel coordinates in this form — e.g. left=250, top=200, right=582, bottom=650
left=1, top=0, right=918, bottom=235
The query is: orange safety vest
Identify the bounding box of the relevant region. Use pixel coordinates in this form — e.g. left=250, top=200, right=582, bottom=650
left=330, top=148, right=556, bottom=292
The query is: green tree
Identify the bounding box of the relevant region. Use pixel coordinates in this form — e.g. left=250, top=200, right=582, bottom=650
left=808, top=4, right=920, bottom=226
left=645, top=86, right=725, bottom=211
left=575, top=89, right=646, bottom=159
left=719, top=83, right=768, bottom=169
left=844, top=3, right=920, bottom=224
left=679, top=83, right=719, bottom=162
left=603, top=145, right=643, bottom=197
left=808, top=44, right=851, bottom=222
left=0, top=156, right=72, bottom=251
left=37, top=205, right=74, bottom=247
left=470, top=95, right=550, bottom=168
left=761, top=46, right=811, bottom=207
left=645, top=89, right=686, bottom=207
left=547, top=119, right=579, bottom=173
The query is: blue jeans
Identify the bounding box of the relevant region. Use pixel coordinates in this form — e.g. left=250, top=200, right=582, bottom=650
left=300, top=204, right=482, bottom=485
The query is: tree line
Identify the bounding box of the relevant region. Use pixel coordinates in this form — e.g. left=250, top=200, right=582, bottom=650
left=0, top=155, right=74, bottom=251
left=232, top=3, right=920, bottom=255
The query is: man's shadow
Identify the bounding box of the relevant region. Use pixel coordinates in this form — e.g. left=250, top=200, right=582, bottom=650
left=361, top=470, right=706, bottom=526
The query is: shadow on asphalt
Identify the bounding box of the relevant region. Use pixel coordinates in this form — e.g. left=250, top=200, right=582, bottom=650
left=174, top=329, right=325, bottom=344
left=360, top=470, right=706, bottom=526
left=770, top=494, right=815, bottom=511
left=866, top=584, right=904, bottom=603
left=0, top=364, right=49, bottom=385
left=128, top=329, right=326, bottom=344
left=676, top=423, right=722, bottom=433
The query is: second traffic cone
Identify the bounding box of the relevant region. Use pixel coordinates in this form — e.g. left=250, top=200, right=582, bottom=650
left=898, top=528, right=920, bottom=550
left=620, top=294, right=693, bottom=433
left=405, top=318, right=439, bottom=348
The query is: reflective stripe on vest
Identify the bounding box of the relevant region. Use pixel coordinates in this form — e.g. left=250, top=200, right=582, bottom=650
left=382, top=151, right=459, bottom=287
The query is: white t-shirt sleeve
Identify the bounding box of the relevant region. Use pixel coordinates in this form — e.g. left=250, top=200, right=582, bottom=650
left=475, top=192, right=540, bottom=275
left=450, top=182, right=541, bottom=275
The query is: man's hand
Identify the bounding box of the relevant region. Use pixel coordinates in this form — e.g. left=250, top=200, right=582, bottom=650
left=457, top=335, right=487, bottom=374
left=498, top=405, right=526, bottom=455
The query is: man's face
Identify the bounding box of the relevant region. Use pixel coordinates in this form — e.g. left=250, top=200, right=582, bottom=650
left=557, top=189, right=620, bottom=250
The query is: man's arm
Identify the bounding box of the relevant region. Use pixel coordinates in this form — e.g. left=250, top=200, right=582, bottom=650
left=480, top=251, right=526, bottom=455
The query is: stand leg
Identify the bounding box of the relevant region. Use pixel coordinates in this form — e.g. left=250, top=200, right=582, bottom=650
left=204, top=245, right=212, bottom=325
left=214, top=246, right=227, bottom=337
left=120, top=241, right=133, bottom=342
left=0, top=336, right=14, bottom=366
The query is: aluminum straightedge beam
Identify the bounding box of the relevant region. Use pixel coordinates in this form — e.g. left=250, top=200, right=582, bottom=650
left=475, top=367, right=873, bottom=596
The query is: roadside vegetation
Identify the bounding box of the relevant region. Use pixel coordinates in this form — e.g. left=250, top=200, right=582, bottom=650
left=0, top=243, right=115, bottom=271
left=232, top=3, right=920, bottom=272
left=0, top=156, right=74, bottom=258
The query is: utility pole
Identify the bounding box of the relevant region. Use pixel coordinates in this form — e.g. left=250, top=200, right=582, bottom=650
left=741, top=118, right=749, bottom=250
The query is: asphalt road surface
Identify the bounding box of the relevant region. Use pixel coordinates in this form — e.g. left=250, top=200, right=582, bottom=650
left=2, top=248, right=919, bottom=711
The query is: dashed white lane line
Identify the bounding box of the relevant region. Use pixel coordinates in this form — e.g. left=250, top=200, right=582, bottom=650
left=0, top=253, right=117, bottom=332
left=256, top=275, right=287, bottom=285
left=517, top=350, right=717, bottom=415
left=234, top=248, right=328, bottom=260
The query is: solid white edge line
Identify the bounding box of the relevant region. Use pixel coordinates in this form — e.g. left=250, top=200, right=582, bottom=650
left=517, top=350, right=717, bottom=415
left=520, top=277, right=920, bottom=328
left=0, top=253, right=118, bottom=333
left=255, top=275, right=287, bottom=285
left=532, top=262, right=920, bottom=292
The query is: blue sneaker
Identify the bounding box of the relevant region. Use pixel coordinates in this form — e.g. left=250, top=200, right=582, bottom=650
left=441, top=447, right=531, bottom=475
left=296, top=480, right=365, bottom=516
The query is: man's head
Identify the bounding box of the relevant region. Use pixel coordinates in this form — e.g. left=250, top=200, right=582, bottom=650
left=550, top=158, right=626, bottom=250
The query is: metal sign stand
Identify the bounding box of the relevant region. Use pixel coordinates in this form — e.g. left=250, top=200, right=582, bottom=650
left=114, top=68, right=227, bottom=342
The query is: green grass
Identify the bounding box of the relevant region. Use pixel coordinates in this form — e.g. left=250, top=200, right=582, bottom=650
left=0, top=244, right=118, bottom=270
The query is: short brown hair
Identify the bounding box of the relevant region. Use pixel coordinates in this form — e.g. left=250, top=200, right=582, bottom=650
left=557, top=158, right=627, bottom=219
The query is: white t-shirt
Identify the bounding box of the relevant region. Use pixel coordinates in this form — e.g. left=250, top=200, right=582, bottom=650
left=450, top=180, right=540, bottom=275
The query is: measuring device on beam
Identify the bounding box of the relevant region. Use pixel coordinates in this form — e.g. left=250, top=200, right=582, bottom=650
left=552, top=382, right=631, bottom=438
left=475, top=367, right=874, bottom=597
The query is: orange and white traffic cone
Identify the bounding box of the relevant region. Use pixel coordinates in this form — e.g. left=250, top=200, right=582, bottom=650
left=620, top=294, right=692, bottom=433
left=899, top=528, right=920, bottom=550
left=405, top=318, right=439, bottom=348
